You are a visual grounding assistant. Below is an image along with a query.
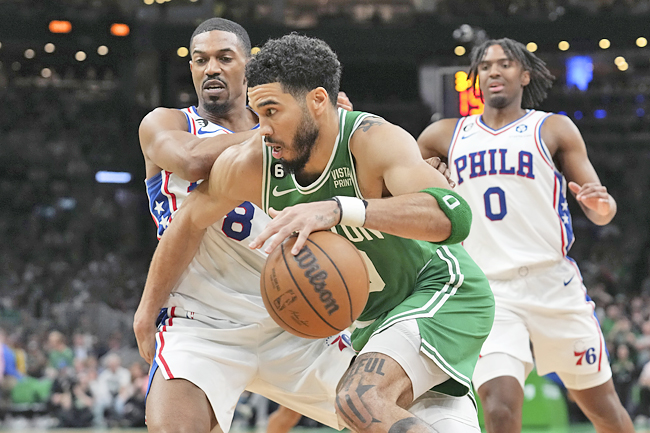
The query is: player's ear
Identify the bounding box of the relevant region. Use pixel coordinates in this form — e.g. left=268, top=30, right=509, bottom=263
left=189, top=60, right=193, bottom=72
left=309, top=87, right=329, bottom=116
left=521, top=70, right=531, bottom=87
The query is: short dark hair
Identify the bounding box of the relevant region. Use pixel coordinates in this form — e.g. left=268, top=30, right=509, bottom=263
left=469, top=37, right=555, bottom=108
left=246, top=33, right=341, bottom=106
left=190, top=18, right=251, bottom=57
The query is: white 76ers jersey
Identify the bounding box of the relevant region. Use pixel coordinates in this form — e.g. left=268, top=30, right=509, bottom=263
left=145, top=106, right=271, bottom=318
left=448, top=110, right=574, bottom=279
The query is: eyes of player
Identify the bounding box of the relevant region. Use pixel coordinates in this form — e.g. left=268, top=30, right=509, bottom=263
left=192, top=55, right=234, bottom=65
left=479, top=60, right=512, bottom=72
left=265, top=108, right=277, bottom=117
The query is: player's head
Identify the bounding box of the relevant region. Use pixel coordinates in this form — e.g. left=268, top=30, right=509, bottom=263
left=468, top=38, right=554, bottom=109
left=246, top=34, right=342, bottom=174
left=189, top=18, right=252, bottom=116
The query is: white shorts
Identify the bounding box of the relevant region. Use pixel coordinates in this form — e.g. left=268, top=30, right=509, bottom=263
left=361, top=320, right=481, bottom=432
left=148, top=306, right=355, bottom=433
left=473, top=259, right=611, bottom=391
left=360, top=320, right=451, bottom=399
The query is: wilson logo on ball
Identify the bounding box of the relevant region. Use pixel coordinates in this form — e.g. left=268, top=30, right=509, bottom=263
left=293, top=246, right=339, bottom=315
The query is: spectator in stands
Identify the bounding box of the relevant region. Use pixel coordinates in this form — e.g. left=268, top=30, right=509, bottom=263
left=113, top=361, right=147, bottom=427
left=635, top=320, right=650, bottom=367
left=611, top=343, right=637, bottom=413
left=24, top=335, right=48, bottom=379
left=92, top=352, right=130, bottom=427
left=48, top=365, right=94, bottom=428
left=635, top=359, right=650, bottom=426
left=0, top=328, right=22, bottom=411
left=46, top=331, right=74, bottom=370
left=72, top=331, right=93, bottom=362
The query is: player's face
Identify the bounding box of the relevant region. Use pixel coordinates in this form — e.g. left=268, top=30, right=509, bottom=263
left=477, top=44, right=530, bottom=109
left=248, top=83, right=319, bottom=174
left=190, top=30, right=248, bottom=116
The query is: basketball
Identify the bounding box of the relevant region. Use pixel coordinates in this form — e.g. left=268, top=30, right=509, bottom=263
left=261, top=230, right=370, bottom=339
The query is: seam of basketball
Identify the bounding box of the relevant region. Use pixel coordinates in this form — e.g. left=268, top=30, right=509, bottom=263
left=308, top=237, right=355, bottom=323
left=283, top=239, right=340, bottom=334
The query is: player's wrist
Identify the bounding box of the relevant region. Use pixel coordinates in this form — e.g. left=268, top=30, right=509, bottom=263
left=331, top=196, right=368, bottom=227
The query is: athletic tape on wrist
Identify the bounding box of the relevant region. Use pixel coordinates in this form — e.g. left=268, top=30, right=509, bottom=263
left=420, top=188, right=472, bottom=245
left=333, top=196, right=367, bottom=227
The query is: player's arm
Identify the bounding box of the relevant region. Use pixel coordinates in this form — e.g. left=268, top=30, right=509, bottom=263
left=416, top=118, right=458, bottom=160
left=133, top=138, right=261, bottom=364
left=250, top=119, right=471, bottom=255
left=139, top=107, right=257, bottom=181
left=543, top=114, right=617, bottom=226
left=354, top=118, right=470, bottom=243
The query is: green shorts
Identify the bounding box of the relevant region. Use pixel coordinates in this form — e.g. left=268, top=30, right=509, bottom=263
left=351, top=244, right=495, bottom=398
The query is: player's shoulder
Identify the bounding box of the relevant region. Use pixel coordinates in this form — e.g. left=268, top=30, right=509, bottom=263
left=421, top=118, right=460, bottom=136
left=351, top=113, right=414, bottom=149
left=417, top=117, right=460, bottom=156
left=539, top=111, right=581, bottom=138
left=140, top=107, right=188, bottom=132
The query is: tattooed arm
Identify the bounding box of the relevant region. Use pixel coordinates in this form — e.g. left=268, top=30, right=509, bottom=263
left=347, top=116, right=462, bottom=243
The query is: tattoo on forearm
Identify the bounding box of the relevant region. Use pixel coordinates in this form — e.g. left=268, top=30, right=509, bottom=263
left=359, top=117, right=384, bottom=132
left=388, top=417, right=425, bottom=433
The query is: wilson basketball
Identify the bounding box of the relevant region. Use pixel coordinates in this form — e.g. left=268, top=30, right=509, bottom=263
left=261, top=230, right=370, bottom=339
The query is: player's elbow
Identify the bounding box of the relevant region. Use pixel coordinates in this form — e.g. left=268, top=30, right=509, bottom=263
left=441, top=203, right=472, bottom=244
left=183, top=154, right=213, bottom=182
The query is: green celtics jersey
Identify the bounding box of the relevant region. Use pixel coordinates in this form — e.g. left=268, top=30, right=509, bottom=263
left=262, top=109, right=494, bottom=399
left=262, top=109, right=460, bottom=322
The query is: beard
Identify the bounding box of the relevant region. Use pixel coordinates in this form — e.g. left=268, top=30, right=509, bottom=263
left=486, top=95, right=509, bottom=109
left=202, top=94, right=232, bottom=116
left=279, top=110, right=319, bottom=175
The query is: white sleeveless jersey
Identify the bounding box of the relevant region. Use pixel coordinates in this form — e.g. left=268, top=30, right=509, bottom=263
left=145, top=106, right=271, bottom=318
left=448, top=110, right=575, bottom=279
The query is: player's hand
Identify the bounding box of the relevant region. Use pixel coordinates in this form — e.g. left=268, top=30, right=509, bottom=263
left=133, top=309, right=157, bottom=365
left=425, top=156, right=455, bottom=188
left=568, top=181, right=611, bottom=215
left=249, top=200, right=340, bottom=255
left=336, top=91, right=353, bottom=112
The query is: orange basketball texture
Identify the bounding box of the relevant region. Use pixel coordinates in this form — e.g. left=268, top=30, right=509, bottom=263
left=261, top=230, right=369, bottom=339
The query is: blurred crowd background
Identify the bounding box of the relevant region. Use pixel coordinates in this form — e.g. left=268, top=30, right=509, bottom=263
left=1, top=0, right=650, bottom=429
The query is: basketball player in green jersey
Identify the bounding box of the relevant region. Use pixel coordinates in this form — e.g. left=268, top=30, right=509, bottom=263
left=142, top=33, right=494, bottom=433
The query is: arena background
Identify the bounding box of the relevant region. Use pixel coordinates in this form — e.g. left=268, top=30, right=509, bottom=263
left=1, top=0, right=650, bottom=431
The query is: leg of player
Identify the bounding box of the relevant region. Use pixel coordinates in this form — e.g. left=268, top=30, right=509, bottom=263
left=335, top=320, right=481, bottom=433
left=336, top=352, right=433, bottom=433
left=567, top=379, right=635, bottom=433
left=146, top=369, right=218, bottom=433
left=266, top=406, right=303, bottom=433
left=476, top=377, right=524, bottom=433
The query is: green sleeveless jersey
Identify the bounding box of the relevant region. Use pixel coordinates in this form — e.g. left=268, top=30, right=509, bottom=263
left=262, top=109, right=494, bottom=398
left=262, top=109, right=459, bottom=323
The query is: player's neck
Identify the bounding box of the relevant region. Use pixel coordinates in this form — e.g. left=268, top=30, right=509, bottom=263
left=197, top=101, right=258, bottom=132
left=481, top=104, right=528, bottom=130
